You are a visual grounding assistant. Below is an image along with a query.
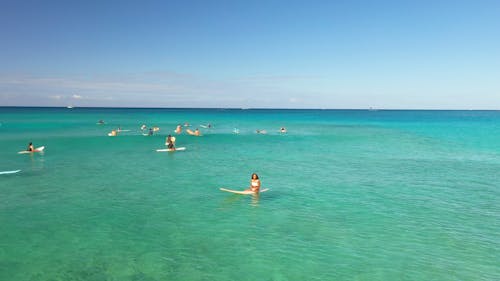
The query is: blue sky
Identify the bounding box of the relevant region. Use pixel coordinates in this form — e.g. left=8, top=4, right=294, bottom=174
left=0, top=0, right=499, bottom=108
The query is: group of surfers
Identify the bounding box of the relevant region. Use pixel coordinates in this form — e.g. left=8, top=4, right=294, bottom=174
left=27, top=140, right=262, bottom=193
left=28, top=120, right=280, bottom=193
left=25, top=120, right=266, bottom=193
left=107, top=122, right=284, bottom=137
left=175, top=124, right=202, bottom=136
left=108, top=125, right=160, bottom=136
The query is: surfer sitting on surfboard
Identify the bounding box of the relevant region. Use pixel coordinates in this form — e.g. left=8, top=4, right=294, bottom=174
left=27, top=142, right=34, bottom=152
left=166, top=134, right=176, bottom=150
left=246, top=173, right=261, bottom=193
left=219, top=174, right=268, bottom=194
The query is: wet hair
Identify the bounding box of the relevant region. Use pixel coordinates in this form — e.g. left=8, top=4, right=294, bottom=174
left=251, top=173, right=259, bottom=179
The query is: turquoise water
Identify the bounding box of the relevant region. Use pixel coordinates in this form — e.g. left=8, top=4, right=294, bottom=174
left=1, top=107, right=499, bottom=281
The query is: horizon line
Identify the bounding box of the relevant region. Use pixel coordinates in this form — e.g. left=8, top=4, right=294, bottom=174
left=1, top=106, right=499, bottom=111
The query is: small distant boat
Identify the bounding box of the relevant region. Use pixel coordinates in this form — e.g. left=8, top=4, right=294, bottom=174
left=67, top=105, right=74, bottom=109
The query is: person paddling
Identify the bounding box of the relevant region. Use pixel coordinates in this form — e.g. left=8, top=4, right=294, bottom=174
left=175, top=124, right=182, bottom=134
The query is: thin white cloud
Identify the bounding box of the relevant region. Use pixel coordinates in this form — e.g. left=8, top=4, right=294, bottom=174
left=4, top=71, right=497, bottom=109
left=234, top=74, right=321, bottom=82
left=0, top=72, right=251, bottom=107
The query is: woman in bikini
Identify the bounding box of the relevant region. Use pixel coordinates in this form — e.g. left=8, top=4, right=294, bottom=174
left=247, top=173, right=261, bottom=193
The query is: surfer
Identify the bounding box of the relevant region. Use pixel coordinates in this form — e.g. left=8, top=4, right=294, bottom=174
left=280, top=127, right=287, bottom=133
left=109, top=130, right=117, bottom=136
left=148, top=128, right=154, bottom=136
left=175, top=124, right=182, bottom=134
left=166, top=134, right=175, bottom=149
left=219, top=173, right=268, bottom=195
left=246, top=173, right=261, bottom=193
left=27, top=142, right=34, bottom=152
left=98, top=120, right=105, bottom=125
left=194, top=128, right=200, bottom=136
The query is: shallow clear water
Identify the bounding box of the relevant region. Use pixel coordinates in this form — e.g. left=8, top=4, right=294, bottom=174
left=1, top=108, right=499, bottom=280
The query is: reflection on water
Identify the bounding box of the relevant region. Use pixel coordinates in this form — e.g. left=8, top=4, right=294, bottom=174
left=218, top=192, right=261, bottom=208
left=250, top=193, right=260, bottom=207
left=28, top=151, right=45, bottom=171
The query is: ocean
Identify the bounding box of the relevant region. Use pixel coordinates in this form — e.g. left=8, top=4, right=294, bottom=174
left=1, top=107, right=499, bottom=280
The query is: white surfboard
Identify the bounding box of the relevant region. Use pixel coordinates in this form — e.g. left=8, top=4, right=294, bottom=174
left=219, top=188, right=269, bottom=195
left=0, top=170, right=21, bottom=175
left=18, top=146, right=45, bottom=154
left=156, top=147, right=186, bottom=152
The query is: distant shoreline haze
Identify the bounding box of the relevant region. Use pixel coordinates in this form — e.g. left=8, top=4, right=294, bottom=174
left=1, top=106, right=499, bottom=111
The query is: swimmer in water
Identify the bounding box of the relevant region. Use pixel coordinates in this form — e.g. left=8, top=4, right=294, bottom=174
left=175, top=124, right=182, bottom=134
